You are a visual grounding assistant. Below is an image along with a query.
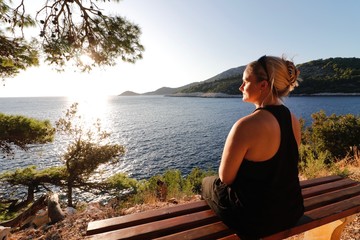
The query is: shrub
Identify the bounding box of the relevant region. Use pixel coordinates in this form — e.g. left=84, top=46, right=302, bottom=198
left=302, top=111, right=360, bottom=159
left=129, top=168, right=216, bottom=204
left=299, top=144, right=332, bottom=179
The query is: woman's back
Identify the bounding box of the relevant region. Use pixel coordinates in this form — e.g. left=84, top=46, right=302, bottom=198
left=231, top=105, right=304, bottom=236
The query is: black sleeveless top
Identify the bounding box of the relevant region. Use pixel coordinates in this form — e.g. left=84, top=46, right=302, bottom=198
left=230, top=105, right=304, bottom=237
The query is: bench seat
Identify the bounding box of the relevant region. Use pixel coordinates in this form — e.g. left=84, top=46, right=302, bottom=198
left=86, top=175, right=360, bottom=240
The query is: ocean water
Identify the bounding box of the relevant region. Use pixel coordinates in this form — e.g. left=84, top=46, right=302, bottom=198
left=1, top=95, right=360, bottom=181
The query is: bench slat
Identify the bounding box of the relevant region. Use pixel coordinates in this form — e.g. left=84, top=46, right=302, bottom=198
left=154, top=222, right=236, bottom=240
left=218, top=234, right=241, bottom=240
left=86, top=175, right=360, bottom=240
left=301, top=178, right=358, bottom=198
left=86, top=209, right=219, bottom=240
left=263, top=195, right=360, bottom=240
left=300, top=175, right=343, bottom=188
left=304, top=184, right=360, bottom=211
left=87, top=200, right=210, bottom=235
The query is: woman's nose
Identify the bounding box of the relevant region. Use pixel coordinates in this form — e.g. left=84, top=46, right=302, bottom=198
left=239, top=83, right=244, bottom=92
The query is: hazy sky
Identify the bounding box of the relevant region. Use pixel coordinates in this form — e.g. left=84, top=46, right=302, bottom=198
left=1, top=0, right=359, bottom=97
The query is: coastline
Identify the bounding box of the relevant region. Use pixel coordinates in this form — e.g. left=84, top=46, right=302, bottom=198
left=165, top=92, right=242, bottom=98
left=165, top=92, right=360, bottom=98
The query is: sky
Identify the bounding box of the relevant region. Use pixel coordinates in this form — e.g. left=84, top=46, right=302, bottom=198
left=1, top=0, right=360, bottom=98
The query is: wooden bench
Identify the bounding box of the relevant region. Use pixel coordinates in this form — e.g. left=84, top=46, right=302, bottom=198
left=86, top=175, right=360, bottom=239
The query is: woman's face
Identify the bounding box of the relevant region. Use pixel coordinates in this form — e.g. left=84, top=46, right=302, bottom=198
left=239, top=67, right=263, bottom=103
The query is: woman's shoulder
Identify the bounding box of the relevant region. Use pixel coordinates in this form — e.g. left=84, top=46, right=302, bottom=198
left=233, top=110, right=273, bottom=130
left=242, top=109, right=276, bottom=123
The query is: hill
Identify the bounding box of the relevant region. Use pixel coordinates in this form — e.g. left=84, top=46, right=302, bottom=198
left=294, top=57, right=360, bottom=94
left=119, top=57, right=360, bottom=96
left=119, top=91, right=141, bottom=96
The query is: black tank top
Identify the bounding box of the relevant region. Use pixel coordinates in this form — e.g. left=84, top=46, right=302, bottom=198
left=231, top=105, right=304, bottom=236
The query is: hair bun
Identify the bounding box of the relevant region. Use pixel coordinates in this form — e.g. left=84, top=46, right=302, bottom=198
left=285, top=60, right=300, bottom=89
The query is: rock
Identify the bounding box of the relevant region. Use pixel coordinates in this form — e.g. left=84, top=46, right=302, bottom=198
left=167, top=198, right=178, bottom=204
left=0, top=226, right=11, bottom=240
left=123, top=207, right=136, bottom=215
left=47, top=193, right=65, bottom=224
left=32, top=209, right=49, bottom=228
left=66, top=207, right=77, bottom=215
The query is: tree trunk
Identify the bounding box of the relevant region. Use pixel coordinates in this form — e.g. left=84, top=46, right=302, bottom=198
left=8, top=185, right=35, bottom=212
left=67, top=181, right=73, bottom=207
left=27, top=185, right=35, bottom=202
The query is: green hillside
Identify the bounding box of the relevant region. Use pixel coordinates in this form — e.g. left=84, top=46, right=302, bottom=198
left=178, top=76, right=241, bottom=95
left=294, top=57, right=360, bottom=94
left=178, top=57, right=360, bottom=95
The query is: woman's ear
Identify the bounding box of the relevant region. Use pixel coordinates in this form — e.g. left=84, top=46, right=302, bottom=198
left=260, top=80, right=269, bottom=90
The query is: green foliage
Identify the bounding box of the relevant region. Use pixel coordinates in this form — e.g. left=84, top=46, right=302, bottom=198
left=163, top=170, right=183, bottom=198
left=299, top=110, right=360, bottom=179
left=0, top=166, right=38, bottom=186
left=180, top=77, right=241, bottom=95
left=302, top=111, right=360, bottom=159
left=0, top=0, right=144, bottom=78
left=63, top=140, right=124, bottom=181
left=133, top=168, right=216, bottom=203
left=294, top=57, right=360, bottom=94
left=178, top=57, right=360, bottom=95
left=0, top=36, right=39, bottom=79
left=0, top=165, right=67, bottom=187
left=0, top=113, right=55, bottom=155
left=298, top=144, right=350, bottom=179
left=105, top=173, right=138, bottom=191
left=183, top=167, right=216, bottom=194
left=299, top=144, right=332, bottom=179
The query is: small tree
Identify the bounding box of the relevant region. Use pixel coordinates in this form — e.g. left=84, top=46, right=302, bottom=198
left=56, top=103, right=125, bottom=207
left=303, top=111, right=360, bottom=159
left=0, top=165, right=66, bottom=211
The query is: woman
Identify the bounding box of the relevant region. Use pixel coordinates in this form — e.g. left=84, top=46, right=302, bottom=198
left=201, top=55, right=304, bottom=239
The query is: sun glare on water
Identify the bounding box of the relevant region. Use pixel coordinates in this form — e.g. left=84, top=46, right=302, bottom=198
left=66, top=94, right=111, bottom=130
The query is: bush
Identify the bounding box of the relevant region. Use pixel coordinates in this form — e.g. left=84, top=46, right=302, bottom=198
left=299, top=144, right=332, bottom=179
left=302, top=111, right=360, bottom=159
left=130, top=168, right=216, bottom=203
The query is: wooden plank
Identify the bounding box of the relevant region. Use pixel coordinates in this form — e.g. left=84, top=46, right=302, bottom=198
left=263, top=195, right=360, bottom=240
left=302, top=178, right=358, bottom=198
left=304, top=184, right=360, bottom=211
left=86, top=175, right=360, bottom=240
left=218, top=234, right=241, bottom=240
left=300, top=175, right=343, bottom=188
left=154, top=222, right=237, bottom=240
left=86, top=210, right=219, bottom=240
left=87, top=200, right=210, bottom=235
left=87, top=176, right=347, bottom=235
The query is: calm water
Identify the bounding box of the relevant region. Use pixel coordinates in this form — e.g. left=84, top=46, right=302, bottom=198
left=1, top=95, right=360, bottom=181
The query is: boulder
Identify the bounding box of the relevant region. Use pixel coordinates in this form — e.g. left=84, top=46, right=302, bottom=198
left=32, top=209, right=49, bottom=228
left=0, top=226, right=11, bottom=240
left=47, top=193, right=65, bottom=224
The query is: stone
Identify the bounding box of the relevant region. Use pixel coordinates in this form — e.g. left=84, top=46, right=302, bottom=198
left=32, top=209, right=49, bottom=228
left=0, top=226, right=11, bottom=240
left=47, top=193, right=65, bottom=224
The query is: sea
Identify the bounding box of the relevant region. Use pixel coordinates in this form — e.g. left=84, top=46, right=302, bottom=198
left=1, top=95, right=360, bottom=201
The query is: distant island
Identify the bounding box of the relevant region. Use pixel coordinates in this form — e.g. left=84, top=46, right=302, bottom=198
left=119, top=57, right=360, bottom=97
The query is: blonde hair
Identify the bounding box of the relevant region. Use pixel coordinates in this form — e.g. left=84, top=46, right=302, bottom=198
left=249, top=55, right=301, bottom=98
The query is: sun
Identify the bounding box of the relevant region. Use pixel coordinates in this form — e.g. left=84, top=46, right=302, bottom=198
left=79, top=53, right=93, bottom=67
left=66, top=94, right=111, bottom=128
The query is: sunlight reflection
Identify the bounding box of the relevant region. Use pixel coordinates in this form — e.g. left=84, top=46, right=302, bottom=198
left=66, top=95, right=111, bottom=130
